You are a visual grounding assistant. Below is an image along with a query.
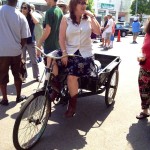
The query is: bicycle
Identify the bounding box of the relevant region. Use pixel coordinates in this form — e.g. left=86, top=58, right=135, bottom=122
left=13, top=47, right=82, bottom=150
left=13, top=47, right=121, bottom=150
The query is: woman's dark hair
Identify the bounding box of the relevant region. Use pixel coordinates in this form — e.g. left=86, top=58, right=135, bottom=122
left=20, top=2, right=31, bottom=21
left=144, top=18, right=150, bottom=34
left=69, top=0, right=87, bottom=25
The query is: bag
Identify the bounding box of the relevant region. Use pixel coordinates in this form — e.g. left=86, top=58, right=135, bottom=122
left=19, top=59, right=27, bottom=81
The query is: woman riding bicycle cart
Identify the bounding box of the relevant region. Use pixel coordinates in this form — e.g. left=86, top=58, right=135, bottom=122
left=13, top=0, right=121, bottom=149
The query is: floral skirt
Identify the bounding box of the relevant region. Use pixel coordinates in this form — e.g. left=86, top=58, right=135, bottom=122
left=54, top=50, right=96, bottom=77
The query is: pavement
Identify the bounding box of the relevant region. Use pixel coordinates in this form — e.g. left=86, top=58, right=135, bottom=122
left=1, top=35, right=150, bottom=150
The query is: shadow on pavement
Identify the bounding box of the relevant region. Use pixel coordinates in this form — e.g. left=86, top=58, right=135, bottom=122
left=0, top=101, right=16, bottom=120
left=126, top=119, right=150, bottom=150
left=32, top=94, right=114, bottom=150
left=6, top=80, right=38, bottom=96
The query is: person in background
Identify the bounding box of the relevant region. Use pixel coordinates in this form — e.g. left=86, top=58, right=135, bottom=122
left=131, top=17, right=140, bottom=44
left=136, top=17, right=150, bottom=119
left=37, top=0, right=63, bottom=103
left=109, top=17, right=115, bottom=49
left=30, top=4, right=44, bottom=46
left=37, top=0, right=63, bottom=56
left=103, top=14, right=113, bottom=50
left=57, top=0, right=68, bottom=14
left=21, top=2, right=40, bottom=82
left=30, top=4, right=44, bottom=63
left=49, top=0, right=100, bottom=118
left=0, top=0, right=30, bottom=105
left=100, top=15, right=108, bottom=48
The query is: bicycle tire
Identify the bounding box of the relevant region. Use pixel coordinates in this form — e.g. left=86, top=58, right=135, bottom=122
left=105, top=69, right=119, bottom=107
left=13, top=90, right=50, bottom=150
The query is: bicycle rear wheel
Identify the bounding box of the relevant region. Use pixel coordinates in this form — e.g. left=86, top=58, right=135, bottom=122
left=13, top=90, right=50, bottom=150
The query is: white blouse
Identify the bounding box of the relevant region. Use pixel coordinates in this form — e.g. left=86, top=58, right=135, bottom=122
left=65, top=14, right=93, bottom=58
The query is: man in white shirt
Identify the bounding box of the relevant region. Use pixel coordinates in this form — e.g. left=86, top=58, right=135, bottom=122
left=0, top=0, right=31, bottom=105
left=103, top=14, right=113, bottom=50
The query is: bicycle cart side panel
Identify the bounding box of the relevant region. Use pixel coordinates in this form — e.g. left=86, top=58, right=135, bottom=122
left=79, top=54, right=121, bottom=93
left=94, top=54, right=118, bottom=69
left=13, top=90, right=50, bottom=150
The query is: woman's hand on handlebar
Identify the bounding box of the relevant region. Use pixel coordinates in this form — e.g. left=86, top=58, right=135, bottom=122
left=61, top=56, right=68, bottom=66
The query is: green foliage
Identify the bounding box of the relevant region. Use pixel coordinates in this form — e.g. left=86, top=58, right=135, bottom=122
left=86, top=0, right=94, bottom=13
left=130, top=0, right=150, bottom=15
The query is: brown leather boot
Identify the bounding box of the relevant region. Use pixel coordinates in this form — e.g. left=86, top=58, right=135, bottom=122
left=50, top=76, right=61, bottom=102
left=65, top=95, right=77, bottom=118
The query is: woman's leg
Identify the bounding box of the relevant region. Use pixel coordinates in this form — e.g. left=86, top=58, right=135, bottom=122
left=65, top=75, right=78, bottom=117
left=67, top=75, right=78, bottom=97
left=47, top=58, right=58, bottom=76
left=136, top=68, right=150, bottom=119
left=46, top=57, right=60, bottom=101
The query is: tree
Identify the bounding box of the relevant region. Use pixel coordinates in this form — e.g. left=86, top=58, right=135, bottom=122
left=130, top=0, right=150, bottom=22
left=86, top=0, right=94, bottom=13
left=130, top=0, right=150, bottom=21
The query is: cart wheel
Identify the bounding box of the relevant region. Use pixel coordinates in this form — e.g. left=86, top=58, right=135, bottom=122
left=105, top=69, right=119, bottom=107
left=13, top=90, right=50, bottom=150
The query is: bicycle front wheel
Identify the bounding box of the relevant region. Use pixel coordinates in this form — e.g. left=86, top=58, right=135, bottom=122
left=13, top=90, right=50, bottom=150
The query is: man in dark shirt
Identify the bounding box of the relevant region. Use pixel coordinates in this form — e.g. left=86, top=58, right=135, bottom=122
left=37, top=0, right=63, bottom=55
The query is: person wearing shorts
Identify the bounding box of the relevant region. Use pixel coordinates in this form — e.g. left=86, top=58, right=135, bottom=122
left=100, top=15, right=108, bottom=47
left=131, top=17, right=140, bottom=44
left=103, top=14, right=113, bottom=50
left=0, top=0, right=30, bottom=106
left=110, top=17, right=116, bottom=48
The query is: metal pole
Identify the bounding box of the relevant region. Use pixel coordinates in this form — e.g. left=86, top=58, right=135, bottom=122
left=135, top=0, right=138, bottom=15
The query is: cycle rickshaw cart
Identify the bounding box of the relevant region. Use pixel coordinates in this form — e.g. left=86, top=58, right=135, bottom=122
left=13, top=48, right=121, bottom=150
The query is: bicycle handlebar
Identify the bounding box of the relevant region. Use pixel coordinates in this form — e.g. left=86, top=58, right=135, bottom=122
left=35, top=46, right=81, bottom=59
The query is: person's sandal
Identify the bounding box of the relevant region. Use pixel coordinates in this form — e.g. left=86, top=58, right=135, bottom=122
left=0, top=99, right=9, bottom=106
left=136, top=112, right=150, bottom=119
left=16, top=95, right=27, bottom=103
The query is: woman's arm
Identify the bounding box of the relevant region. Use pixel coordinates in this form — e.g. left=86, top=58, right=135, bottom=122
left=30, top=11, right=39, bottom=24
left=84, top=10, right=101, bottom=35
left=59, top=16, right=67, bottom=55
left=59, top=16, right=68, bottom=66
left=91, top=17, right=101, bottom=35
left=36, top=24, right=51, bottom=57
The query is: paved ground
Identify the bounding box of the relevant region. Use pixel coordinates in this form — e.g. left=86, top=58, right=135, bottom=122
left=1, top=35, right=150, bottom=150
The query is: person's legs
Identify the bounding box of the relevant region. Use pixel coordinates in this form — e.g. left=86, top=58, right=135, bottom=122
left=11, top=55, right=26, bottom=102
left=136, top=68, right=150, bottom=119
left=100, top=31, right=106, bottom=47
left=104, top=32, right=111, bottom=50
left=22, top=44, right=27, bottom=79
left=100, top=38, right=104, bottom=46
left=0, top=84, right=8, bottom=100
left=134, top=35, right=138, bottom=43
left=26, top=43, right=40, bottom=79
left=0, top=57, right=10, bottom=105
left=132, top=33, right=138, bottom=43
left=107, top=33, right=111, bottom=47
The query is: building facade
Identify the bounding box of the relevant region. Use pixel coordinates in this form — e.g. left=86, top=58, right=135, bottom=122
left=94, top=0, right=132, bottom=22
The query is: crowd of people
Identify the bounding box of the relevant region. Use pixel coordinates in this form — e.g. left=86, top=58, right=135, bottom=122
left=0, top=0, right=101, bottom=118
left=0, top=0, right=150, bottom=119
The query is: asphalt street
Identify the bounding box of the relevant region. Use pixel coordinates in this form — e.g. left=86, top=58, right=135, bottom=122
left=0, top=35, right=150, bottom=150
